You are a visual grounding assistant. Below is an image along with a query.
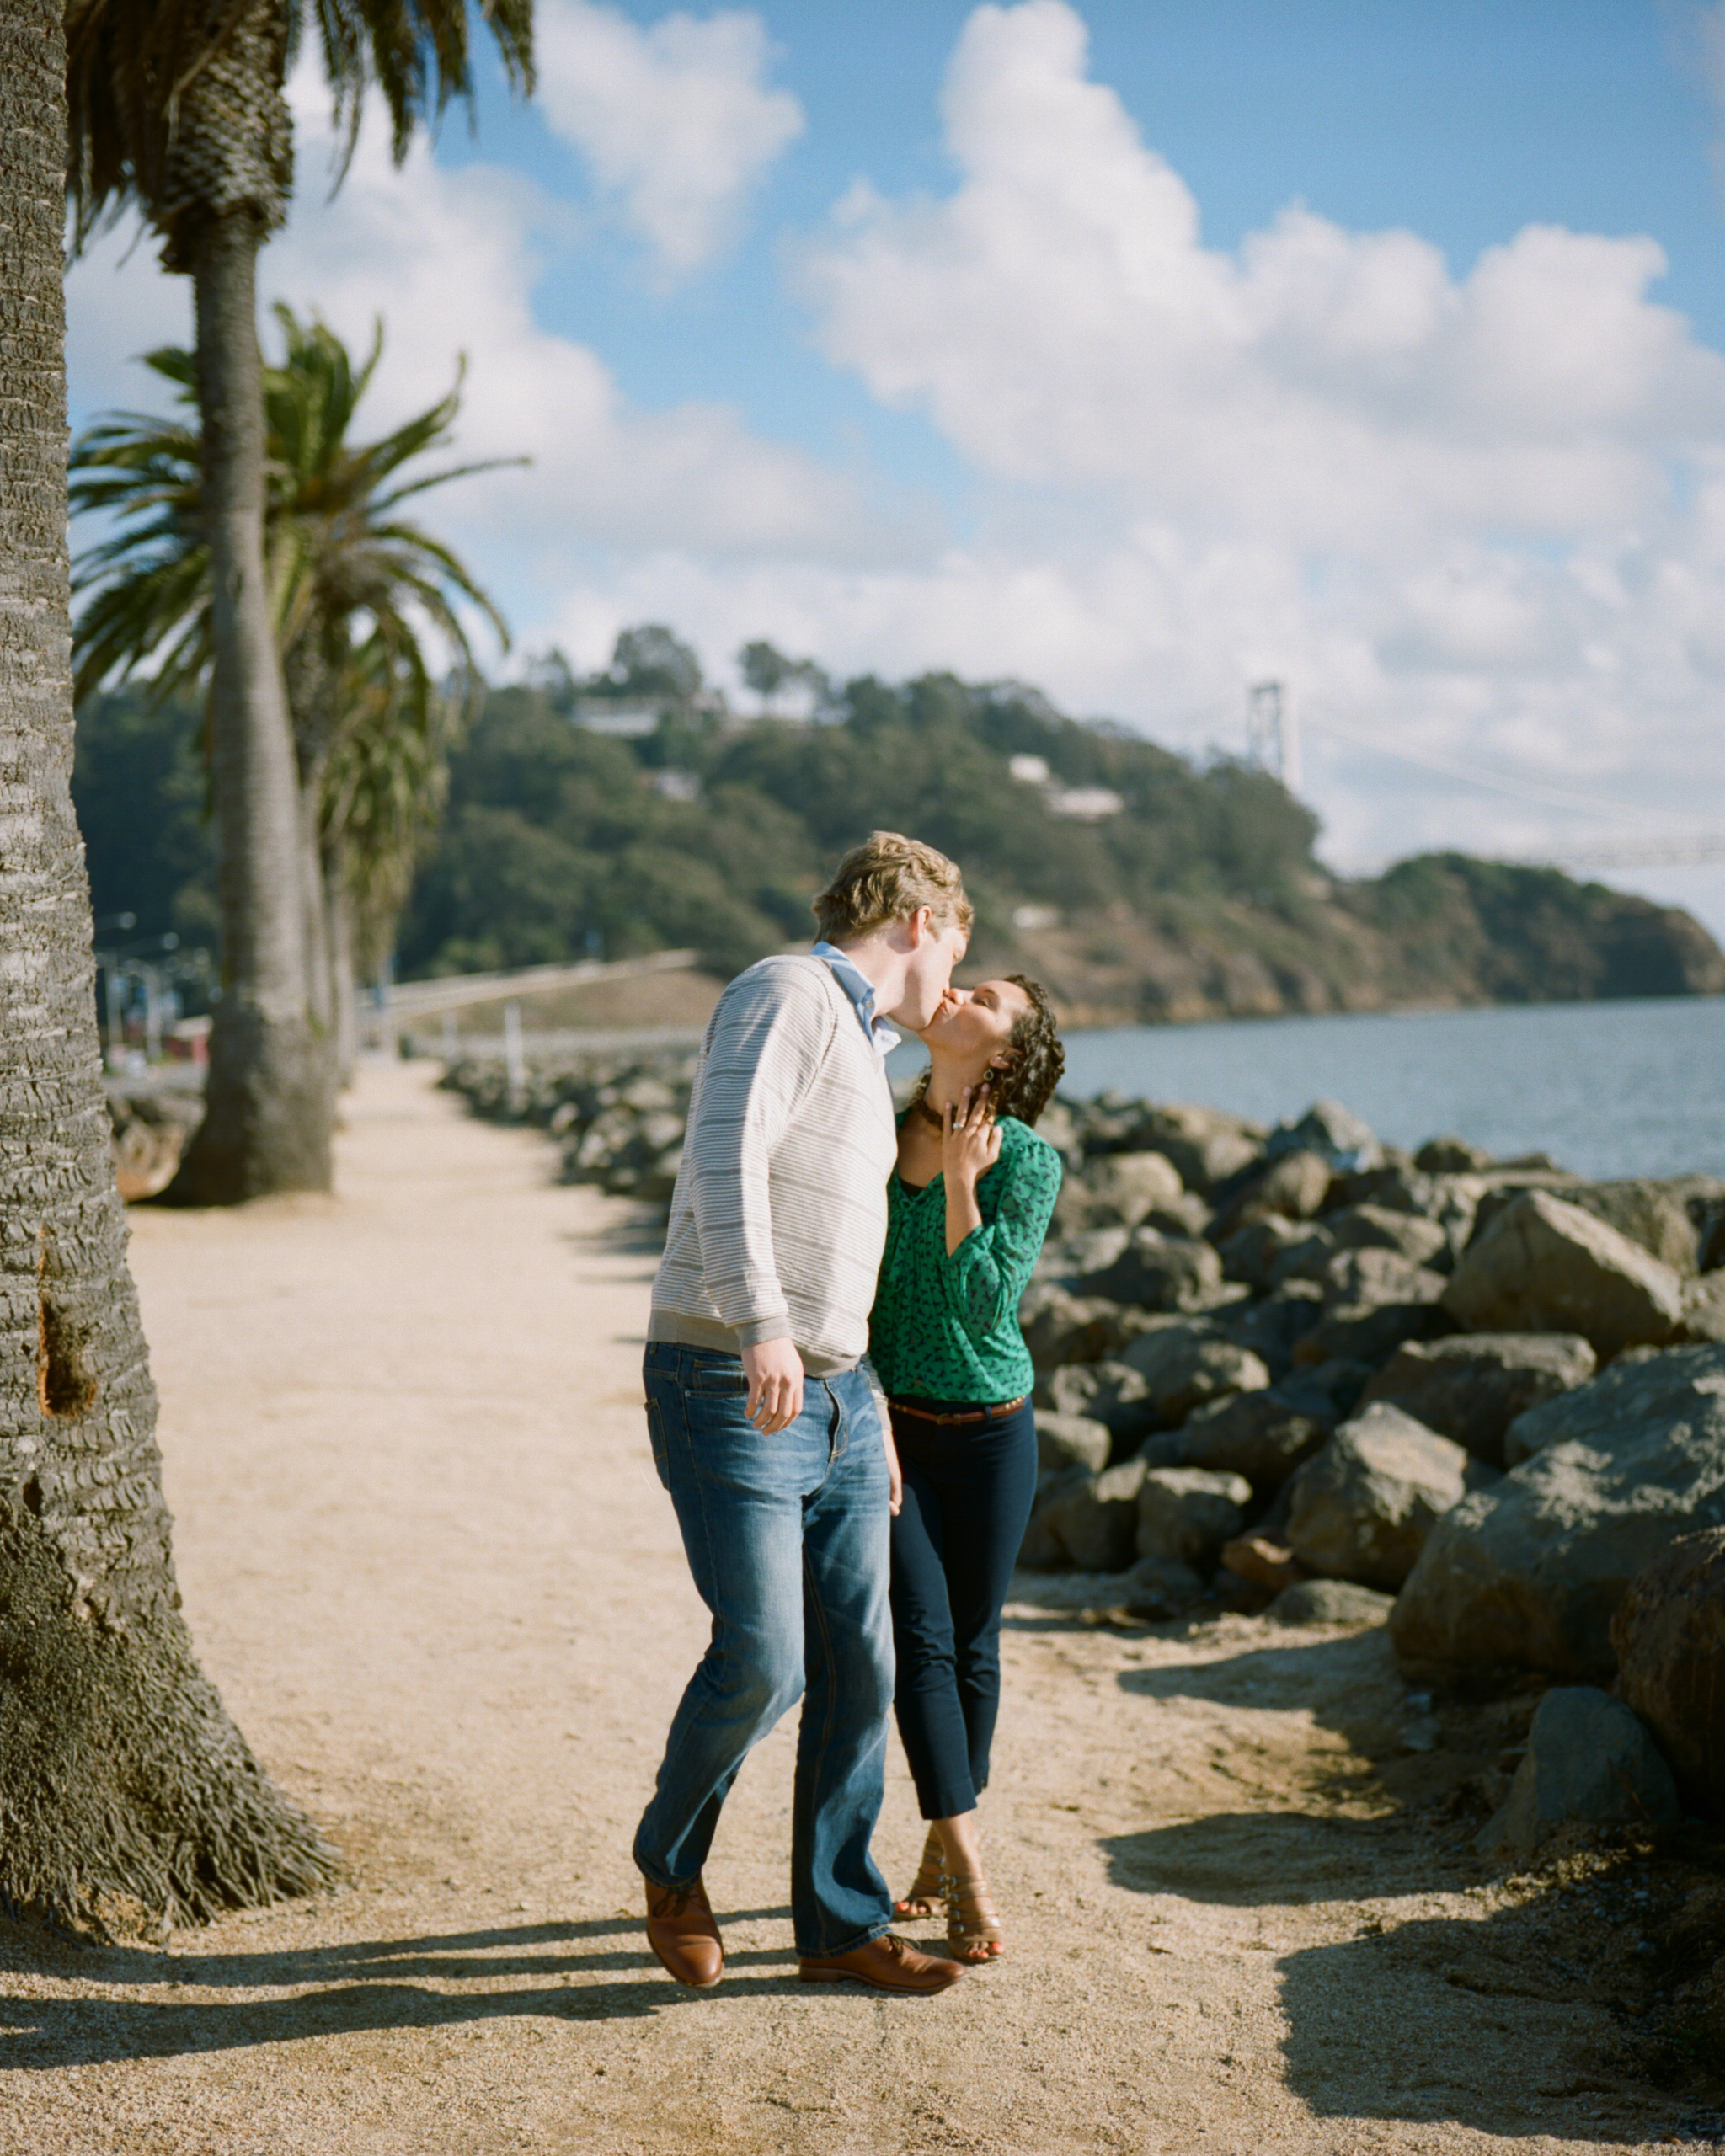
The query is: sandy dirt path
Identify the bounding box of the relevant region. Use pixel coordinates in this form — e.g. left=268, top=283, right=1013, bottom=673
left=0, top=1061, right=1697, bottom=2154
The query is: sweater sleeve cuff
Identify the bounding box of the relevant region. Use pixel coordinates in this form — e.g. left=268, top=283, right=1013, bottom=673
left=734, top=1316, right=793, bottom=1349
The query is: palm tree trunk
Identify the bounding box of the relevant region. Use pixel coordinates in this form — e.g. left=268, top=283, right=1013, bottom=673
left=284, top=637, right=338, bottom=1042
left=0, top=0, right=335, bottom=1929
left=325, top=844, right=360, bottom=1085
left=302, top=782, right=336, bottom=1037
left=168, top=212, right=332, bottom=1202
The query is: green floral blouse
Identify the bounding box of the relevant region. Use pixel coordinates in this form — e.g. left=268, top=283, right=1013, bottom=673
left=868, top=1113, right=1063, bottom=1405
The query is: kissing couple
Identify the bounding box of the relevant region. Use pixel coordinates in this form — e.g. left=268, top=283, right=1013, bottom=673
left=633, top=830, right=1065, bottom=1994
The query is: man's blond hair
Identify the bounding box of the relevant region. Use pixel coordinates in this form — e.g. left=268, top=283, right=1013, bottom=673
left=812, top=831, right=973, bottom=946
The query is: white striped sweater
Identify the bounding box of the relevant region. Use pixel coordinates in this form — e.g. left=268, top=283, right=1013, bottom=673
left=648, top=955, right=898, bottom=1374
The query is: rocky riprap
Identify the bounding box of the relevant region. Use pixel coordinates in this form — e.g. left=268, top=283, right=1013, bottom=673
left=1018, top=1090, right=1725, bottom=1869
left=441, top=1044, right=698, bottom=1203
left=446, top=1048, right=1725, bottom=1859
left=1015, top=1093, right=1725, bottom=1635
left=105, top=1080, right=206, bottom=1200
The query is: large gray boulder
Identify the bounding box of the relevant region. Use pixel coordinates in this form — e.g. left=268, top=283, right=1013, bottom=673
left=1265, top=1226, right=1337, bottom=1291
left=1415, top=1136, right=1493, bottom=1174
left=1561, top=1180, right=1705, bottom=1274
left=1324, top=1203, right=1450, bottom=1270
left=1141, top=1192, right=1215, bottom=1239
left=1056, top=1150, right=1185, bottom=1234
left=1019, top=1284, right=1158, bottom=1369
left=1035, top=1412, right=1113, bottom=1477
left=1476, top=1687, right=1680, bottom=1854
left=1680, top=1272, right=1725, bottom=1345
left=1039, top=1457, right=1150, bottom=1572
left=1017, top=1464, right=1087, bottom=1567
left=1611, top=1526, right=1725, bottom=1819
left=1391, top=1343, right=1725, bottom=1675
left=1268, top=1579, right=1395, bottom=1627
left=1125, top=1104, right=1263, bottom=1195
left=1038, top=1358, right=1154, bottom=1440
left=1312, top=1246, right=1449, bottom=1311
left=1217, top=1214, right=1314, bottom=1293
left=1442, top=1189, right=1685, bottom=1355
left=1212, top=1149, right=1332, bottom=1236
left=1341, top=1165, right=1482, bottom=1262
left=1019, top=1284, right=1112, bottom=1368
left=1119, top=1324, right=1270, bottom=1426
left=1286, top=1403, right=1491, bottom=1591
left=1033, top=1225, right=1130, bottom=1284
left=1077, top=1229, right=1226, bottom=1313
left=1292, top=1299, right=1455, bottom=1372
left=1180, top=1380, right=1334, bottom=1489
left=1136, top=1466, right=1252, bottom=1569
left=1266, top=1099, right=1383, bottom=1174
left=1502, top=1340, right=1725, bottom=1467
left=1224, top=1283, right=1325, bottom=1379
left=1359, top=1332, right=1596, bottom=1468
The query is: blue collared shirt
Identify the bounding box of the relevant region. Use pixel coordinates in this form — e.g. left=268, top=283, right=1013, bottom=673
left=812, top=941, right=900, bottom=1057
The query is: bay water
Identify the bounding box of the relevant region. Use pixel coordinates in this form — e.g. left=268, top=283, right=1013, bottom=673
left=893, top=995, right=1725, bottom=1181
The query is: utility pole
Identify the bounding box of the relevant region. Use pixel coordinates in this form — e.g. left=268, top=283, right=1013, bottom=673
left=1247, top=680, right=1301, bottom=792
left=503, top=999, right=525, bottom=1111
left=142, top=964, right=163, bottom=1063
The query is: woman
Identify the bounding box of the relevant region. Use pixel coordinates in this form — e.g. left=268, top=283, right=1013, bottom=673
left=868, top=974, right=1065, bottom=1963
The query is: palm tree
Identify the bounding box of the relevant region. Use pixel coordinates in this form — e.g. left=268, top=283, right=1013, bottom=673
left=322, top=628, right=460, bottom=1069
left=0, top=0, right=335, bottom=1931
left=71, top=307, right=514, bottom=1074
left=65, top=0, right=533, bottom=1203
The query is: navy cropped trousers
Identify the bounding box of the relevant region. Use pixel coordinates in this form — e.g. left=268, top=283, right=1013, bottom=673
left=886, top=1396, right=1039, bottom=1822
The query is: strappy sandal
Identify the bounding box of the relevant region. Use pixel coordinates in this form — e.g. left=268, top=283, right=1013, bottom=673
left=942, top=1871, right=1005, bottom=1963
left=892, top=1827, right=946, bottom=1919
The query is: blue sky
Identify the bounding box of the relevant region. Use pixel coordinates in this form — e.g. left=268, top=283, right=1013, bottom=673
left=432, top=1, right=1725, bottom=501
left=65, top=1, right=1725, bottom=931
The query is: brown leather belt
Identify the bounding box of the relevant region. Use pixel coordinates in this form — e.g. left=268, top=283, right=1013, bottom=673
left=888, top=1395, right=1029, bottom=1427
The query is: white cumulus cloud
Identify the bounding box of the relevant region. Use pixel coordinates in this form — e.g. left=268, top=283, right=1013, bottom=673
left=788, top=0, right=1725, bottom=885
left=61, top=1, right=1725, bottom=939
left=64, top=64, right=910, bottom=660
left=534, top=0, right=803, bottom=275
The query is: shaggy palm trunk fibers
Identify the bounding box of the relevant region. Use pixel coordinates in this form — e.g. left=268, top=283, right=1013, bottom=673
left=0, top=1, right=336, bottom=1933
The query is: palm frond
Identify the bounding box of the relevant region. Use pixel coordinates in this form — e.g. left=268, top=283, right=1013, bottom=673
left=72, top=302, right=517, bottom=957
left=371, top=453, right=530, bottom=512
left=302, top=0, right=534, bottom=186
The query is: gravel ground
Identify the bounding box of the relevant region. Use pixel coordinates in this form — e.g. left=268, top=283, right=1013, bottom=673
left=0, top=1058, right=1712, bottom=2155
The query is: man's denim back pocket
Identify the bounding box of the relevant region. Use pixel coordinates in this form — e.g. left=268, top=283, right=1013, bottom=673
left=644, top=1395, right=672, bottom=1490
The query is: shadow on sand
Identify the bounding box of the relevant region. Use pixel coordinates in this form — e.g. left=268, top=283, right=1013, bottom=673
left=0, top=1908, right=803, bottom=2069
left=1097, top=1628, right=1715, bottom=2145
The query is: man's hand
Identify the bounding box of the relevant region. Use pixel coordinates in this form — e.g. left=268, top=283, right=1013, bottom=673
left=883, top=1422, right=903, bottom=1517
left=742, top=1338, right=804, bottom=1433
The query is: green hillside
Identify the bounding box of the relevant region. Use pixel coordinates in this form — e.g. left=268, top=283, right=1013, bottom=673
left=72, top=655, right=1725, bottom=1024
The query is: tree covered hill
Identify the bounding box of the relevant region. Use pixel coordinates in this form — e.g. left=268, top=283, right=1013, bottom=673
left=393, top=661, right=1723, bottom=1020
left=74, top=653, right=1725, bottom=1025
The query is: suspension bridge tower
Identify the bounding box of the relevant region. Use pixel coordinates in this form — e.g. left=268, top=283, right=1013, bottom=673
left=1247, top=680, right=1302, bottom=792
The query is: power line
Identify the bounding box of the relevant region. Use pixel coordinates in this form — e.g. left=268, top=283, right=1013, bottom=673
left=1521, top=834, right=1725, bottom=870
left=1299, top=700, right=1697, bottom=830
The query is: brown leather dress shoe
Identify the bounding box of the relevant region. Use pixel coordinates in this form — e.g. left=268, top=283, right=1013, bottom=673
left=644, top=1873, right=723, bottom=1988
left=798, top=1932, right=965, bottom=1993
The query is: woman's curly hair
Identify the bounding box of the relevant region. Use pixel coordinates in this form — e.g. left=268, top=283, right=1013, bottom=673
left=911, top=974, right=1065, bottom=1129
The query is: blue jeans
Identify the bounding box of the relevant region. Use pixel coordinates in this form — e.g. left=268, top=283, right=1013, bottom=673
left=633, top=1343, right=895, bottom=1957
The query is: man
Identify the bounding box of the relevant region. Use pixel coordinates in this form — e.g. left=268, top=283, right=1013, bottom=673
left=635, top=832, right=972, bottom=1995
